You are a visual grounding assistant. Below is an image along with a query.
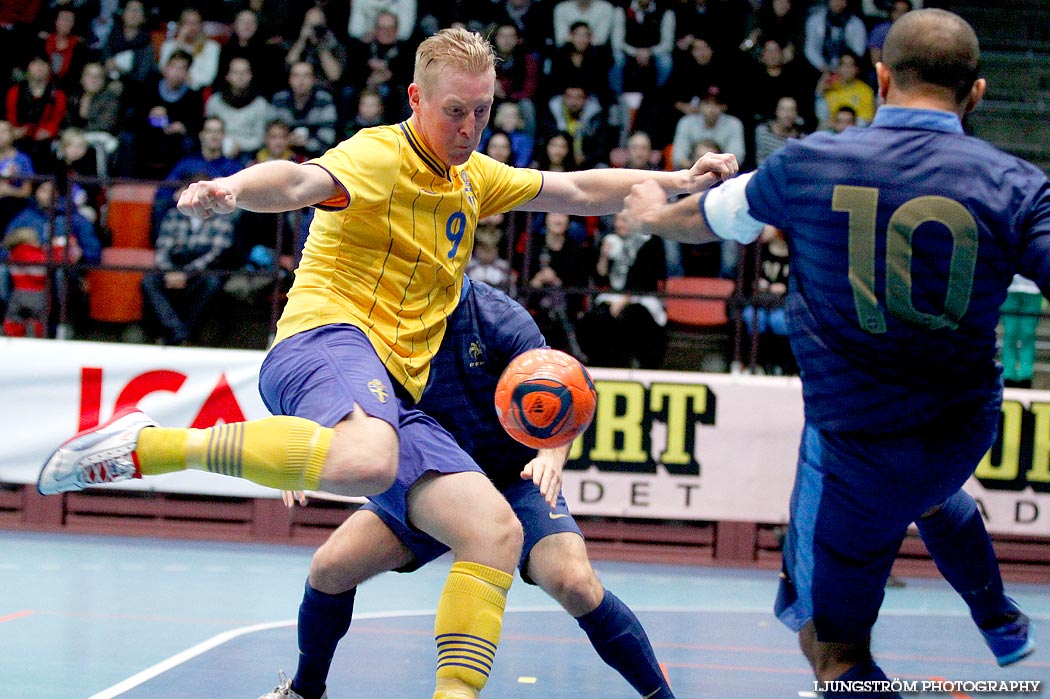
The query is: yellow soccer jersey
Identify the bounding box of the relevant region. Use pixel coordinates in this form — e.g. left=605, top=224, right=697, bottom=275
left=825, top=80, right=876, bottom=124
left=273, top=121, right=543, bottom=400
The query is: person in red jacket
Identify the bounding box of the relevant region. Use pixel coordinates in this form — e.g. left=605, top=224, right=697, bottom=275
left=5, top=56, right=67, bottom=166
left=1, top=225, right=80, bottom=338
left=40, top=7, right=91, bottom=93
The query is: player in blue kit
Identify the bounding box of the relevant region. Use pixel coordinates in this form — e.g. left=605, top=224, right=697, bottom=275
left=621, top=8, right=1045, bottom=697
left=261, top=276, right=675, bottom=699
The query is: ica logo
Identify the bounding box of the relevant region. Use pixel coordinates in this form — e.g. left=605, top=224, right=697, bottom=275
left=77, top=367, right=247, bottom=431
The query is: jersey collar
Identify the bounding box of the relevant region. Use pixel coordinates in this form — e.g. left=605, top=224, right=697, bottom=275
left=871, top=106, right=964, bottom=134
left=400, top=120, right=452, bottom=180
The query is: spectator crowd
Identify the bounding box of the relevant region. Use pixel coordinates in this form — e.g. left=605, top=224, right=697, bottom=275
left=0, top=0, right=926, bottom=371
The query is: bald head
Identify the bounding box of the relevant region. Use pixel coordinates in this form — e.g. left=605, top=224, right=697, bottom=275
left=883, top=9, right=979, bottom=102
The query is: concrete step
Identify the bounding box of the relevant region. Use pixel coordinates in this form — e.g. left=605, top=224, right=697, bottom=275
left=951, top=2, right=1050, bottom=52
left=980, top=50, right=1050, bottom=104
left=968, top=101, right=1050, bottom=165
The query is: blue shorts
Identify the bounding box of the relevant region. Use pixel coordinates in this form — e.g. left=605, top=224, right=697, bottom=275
left=259, top=324, right=405, bottom=429
left=775, top=402, right=999, bottom=643
left=364, top=477, right=583, bottom=585
left=258, top=324, right=483, bottom=520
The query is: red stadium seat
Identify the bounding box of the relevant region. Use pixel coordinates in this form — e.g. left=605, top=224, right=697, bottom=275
left=665, top=276, right=735, bottom=326
left=663, top=276, right=737, bottom=372
left=105, top=183, right=157, bottom=249
left=87, top=247, right=156, bottom=324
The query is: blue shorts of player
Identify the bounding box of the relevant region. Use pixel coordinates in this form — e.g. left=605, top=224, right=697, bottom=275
left=258, top=323, right=481, bottom=518
left=363, top=478, right=583, bottom=585
left=775, top=399, right=1000, bottom=643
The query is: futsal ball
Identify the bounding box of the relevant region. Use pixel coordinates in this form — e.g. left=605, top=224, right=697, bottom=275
left=494, top=348, right=597, bottom=449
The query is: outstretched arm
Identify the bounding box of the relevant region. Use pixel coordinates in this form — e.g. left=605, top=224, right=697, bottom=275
left=621, top=183, right=713, bottom=244
left=177, top=161, right=340, bottom=218
left=522, top=152, right=737, bottom=216
left=620, top=171, right=764, bottom=245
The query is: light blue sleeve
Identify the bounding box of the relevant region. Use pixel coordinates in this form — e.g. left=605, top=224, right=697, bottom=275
left=700, top=172, right=763, bottom=244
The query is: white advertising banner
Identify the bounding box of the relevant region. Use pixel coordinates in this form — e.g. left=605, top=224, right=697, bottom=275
left=560, top=368, right=801, bottom=524
left=1, top=337, right=1048, bottom=536
left=0, top=337, right=277, bottom=498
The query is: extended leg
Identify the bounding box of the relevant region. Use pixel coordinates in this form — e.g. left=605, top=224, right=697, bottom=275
left=38, top=325, right=404, bottom=497
left=38, top=405, right=397, bottom=496
left=799, top=623, right=901, bottom=699
left=917, top=491, right=1035, bottom=666
left=528, top=532, right=674, bottom=698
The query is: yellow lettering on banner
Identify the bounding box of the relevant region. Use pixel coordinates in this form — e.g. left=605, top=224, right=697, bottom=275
left=1028, top=403, right=1050, bottom=485
left=976, top=401, right=1021, bottom=480
left=650, top=383, right=708, bottom=466
left=590, top=381, right=648, bottom=463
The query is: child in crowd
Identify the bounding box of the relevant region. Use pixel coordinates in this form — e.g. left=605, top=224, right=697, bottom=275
left=465, top=214, right=512, bottom=292
left=54, top=127, right=99, bottom=222
left=1, top=226, right=80, bottom=338
left=344, top=89, right=386, bottom=139
left=490, top=101, right=533, bottom=167
left=816, top=51, right=875, bottom=128
left=253, top=120, right=304, bottom=164
left=0, top=120, right=34, bottom=231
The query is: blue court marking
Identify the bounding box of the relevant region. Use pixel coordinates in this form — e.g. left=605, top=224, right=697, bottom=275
left=92, top=609, right=1049, bottom=699
left=87, top=620, right=296, bottom=699
left=4, top=532, right=1048, bottom=699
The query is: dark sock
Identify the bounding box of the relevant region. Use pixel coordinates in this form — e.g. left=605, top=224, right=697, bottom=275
left=292, top=581, right=357, bottom=699
left=576, top=589, right=674, bottom=698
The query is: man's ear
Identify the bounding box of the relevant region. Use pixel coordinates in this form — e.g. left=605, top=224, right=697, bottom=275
left=407, top=82, right=422, bottom=110
left=875, top=62, right=891, bottom=102
left=963, top=77, right=986, bottom=116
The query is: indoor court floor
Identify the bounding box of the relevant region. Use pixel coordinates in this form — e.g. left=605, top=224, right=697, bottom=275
left=3, top=530, right=1048, bottom=698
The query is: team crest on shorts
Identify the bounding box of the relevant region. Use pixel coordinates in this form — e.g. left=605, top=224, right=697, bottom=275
left=367, top=378, right=389, bottom=403
left=468, top=340, right=485, bottom=368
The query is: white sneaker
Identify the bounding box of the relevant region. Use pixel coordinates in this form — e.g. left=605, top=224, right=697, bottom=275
left=37, top=407, right=158, bottom=494
left=259, top=671, right=327, bottom=699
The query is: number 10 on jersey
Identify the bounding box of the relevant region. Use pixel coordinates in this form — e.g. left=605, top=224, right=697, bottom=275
left=833, top=185, right=979, bottom=334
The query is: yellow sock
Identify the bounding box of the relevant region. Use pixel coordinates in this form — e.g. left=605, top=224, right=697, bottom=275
left=136, top=416, right=332, bottom=491
left=433, top=561, right=513, bottom=699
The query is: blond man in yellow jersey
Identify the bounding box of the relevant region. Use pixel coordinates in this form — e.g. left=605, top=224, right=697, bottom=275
left=39, top=27, right=737, bottom=699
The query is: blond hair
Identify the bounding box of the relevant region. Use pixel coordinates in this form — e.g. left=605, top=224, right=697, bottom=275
left=413, top=27, right=496, bottom=94
left=474, top=223, right=502, bottom=250
left=3, top=227, right=41, bottom=250
left=59, top=127, right=86, bottom=150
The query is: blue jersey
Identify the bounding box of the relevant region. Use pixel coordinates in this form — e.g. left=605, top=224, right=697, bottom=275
left=415, top=278, right=547, bottom=488
left=746, top=106, right=1050, bottom=432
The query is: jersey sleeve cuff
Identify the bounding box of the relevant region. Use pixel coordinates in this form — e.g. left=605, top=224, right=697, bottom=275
left=304, top=162, right=351, bottom=211
left=700, top=172, right=763, bottom=244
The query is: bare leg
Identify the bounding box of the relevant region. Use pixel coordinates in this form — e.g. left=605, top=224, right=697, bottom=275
left=318, top=407, right=398, bottom=496
left=408, top=471, right=523, bottom=699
